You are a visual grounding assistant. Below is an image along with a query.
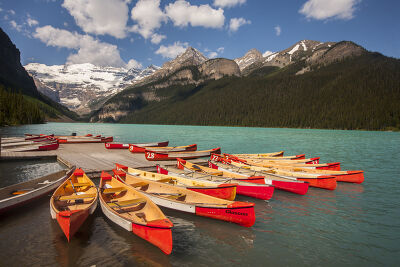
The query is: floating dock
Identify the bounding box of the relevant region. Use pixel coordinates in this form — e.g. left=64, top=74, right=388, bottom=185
left=0, top=142, right=205, bottom=177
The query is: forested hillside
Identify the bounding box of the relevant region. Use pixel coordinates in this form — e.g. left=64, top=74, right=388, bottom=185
left=0, top=27, right=78, bottom=126
left=93, top=52, right=400, bottom=131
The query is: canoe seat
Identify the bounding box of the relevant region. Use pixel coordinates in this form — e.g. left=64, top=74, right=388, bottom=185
left=102, top=187, right=127, bottom=194
left=107, top=198, right=146, bottom=208
left=58, top=193, right=96, bottom=201
left=64, top=182, right=92, bottom=188
left=130, top=182, right=149, bottom=188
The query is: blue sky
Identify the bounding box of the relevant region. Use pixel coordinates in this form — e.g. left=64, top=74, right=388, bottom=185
left=0, top=0, right=399, bottom=69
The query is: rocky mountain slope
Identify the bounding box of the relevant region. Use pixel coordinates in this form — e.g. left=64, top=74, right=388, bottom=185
left=24, top=63, right=159, bottom=115
left=0, top=27, right=77, bottom=124
left=89, top=39, right=400, bottom=131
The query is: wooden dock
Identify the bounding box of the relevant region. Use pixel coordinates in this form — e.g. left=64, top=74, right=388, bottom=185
left=0, top=142, right=205, bottom=177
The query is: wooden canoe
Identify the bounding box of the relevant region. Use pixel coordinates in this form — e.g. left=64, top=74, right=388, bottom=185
left=1, top=141, right=59, bottom=152
left=176, top=159, right=276, bottom=199
left=234, top=153, right=305, bottom=160
left=129, top=143, right=197, bottom=153
left=115, top=163, right=236, bottom=201
left=155, top=164, right=276, bottom=200
left=50, top=168, right=98, bottom=241
left=112, top=169, right=255, bottom=227
left=225, top=154, right=320, bottom=164
left=144, top=147, right=221, bottom=161
left=231, top=162, right=363, bottom=184
left=212, top=154, right=337, bottom=190
left=0, top=168, right=74, bottom=214
left=58, top=136, right=113, bottom=144
left=105, top=141, right=169, bottom=149
left=177, top=158, right=304, bottom=196
left=225, top=154, right=340, bottom=171
left=99, top=171, right=173, bottom=254
left=206, top=160, right=309, bottom=195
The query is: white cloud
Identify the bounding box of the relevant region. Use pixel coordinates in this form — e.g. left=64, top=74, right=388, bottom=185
left=27, top=17, right=39, bottom=27
left=274, top=25, right=281, bottom=36
left=165, top=0, right=225, bottom=29
left=151, top=33, right=166, bottom=44
left=155, top=41, right=188, bottom=59
left=229, top=17, right=251, bottom=32
left=33, top=25, right=140, bottom=68
left=263, top=50, right=274, bottom=57
left=217, top=47, right=224, bottom=53
left=0, top=8, right=3, bottom=12
left=126, top=59, right=143, bottom=69
left=62, top=0, right=129, bottom=38
left=208, top=51, right=218, bottom=58
left=10, top=20, right=23, bottom=32
left=130, top=0, right=166, bottom=40
left=213, top=0, right=246, bottom=8
left=299, top=0, right=360, bottom=20
left=9, top=10, right=16, bottom=15
left=63, top=22, right=68, bottom=27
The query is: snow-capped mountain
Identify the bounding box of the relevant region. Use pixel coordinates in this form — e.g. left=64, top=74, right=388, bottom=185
left=134, top=47, right=208, bottom=86
left=24, top=63, right=159, bottom=114
left=234, top=48, right=263, bottom=71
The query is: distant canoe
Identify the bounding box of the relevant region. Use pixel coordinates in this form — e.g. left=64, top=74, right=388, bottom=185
left=144, top=147, right=221, bottom=161
left=1, top=141, right=59, bottom=152
left=50, top=168, right=98, bottom=241
left=234, top=153, right=304, bottom=160
left=206, top=160, right=309, bottom=195
left=58, top=136, right=113, bottom=144
left=214, top=154, right=336, bottom=190
left=129, top=143, right=197, bottom=153
left=105, top=141, right=169, bottom=149
left=0, top=168, right=74, bottom=214
left=112, top=168, right=255, bottom=227
left=99, top=171, right=173, bottom=254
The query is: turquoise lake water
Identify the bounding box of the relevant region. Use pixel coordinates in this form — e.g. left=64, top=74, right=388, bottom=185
left=1, top=123, right=399, bottom=266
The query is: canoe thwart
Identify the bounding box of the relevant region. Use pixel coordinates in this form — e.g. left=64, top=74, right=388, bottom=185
left=57, top=193, right=97, bottom=201
left=102, top=187, right=128, bottom=194
left=107, top=198, right=146, bottom=208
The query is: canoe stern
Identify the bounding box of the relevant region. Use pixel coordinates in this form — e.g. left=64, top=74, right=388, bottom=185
left=195, top=201, right=255, bottom=227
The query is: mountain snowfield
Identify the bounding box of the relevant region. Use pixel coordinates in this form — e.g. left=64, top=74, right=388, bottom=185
left=24, top=63, right=159, bottom=114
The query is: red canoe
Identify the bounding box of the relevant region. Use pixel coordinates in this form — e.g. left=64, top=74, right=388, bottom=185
left=156, top=163, right=274, bottom=200
left=145, top=147, right=221, bottom=161
left=99, top=171, right=173, bottom=254
left=113, top=169, right=256, bottom=227
left=58, top=136, right=113, bottom=144
left=50, top=168, right=98, bottom=241
left=130, top=143, right=197, bottom=153
left=207, top=160, right=309, bottom=195
left=105, top=141, right=169, bottom=149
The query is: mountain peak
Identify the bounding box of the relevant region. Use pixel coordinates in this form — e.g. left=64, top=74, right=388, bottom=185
left=235, top=48, right=263, bottom=71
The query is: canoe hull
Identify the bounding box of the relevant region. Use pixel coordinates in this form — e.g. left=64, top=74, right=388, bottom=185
left=0, top=170, right=71, bottom=214
left=132, top=220, right=173, bottom=255
left=145, top=148, right=221, bottom=161
left=298, top=176, right=337, bottom=190
left=56, top=209, right=89, bottom=241
left=195, top=201, right=255, bottom=227
left=188, top=184, right=236, bottom=201
left=271, top=180, right=309, bottom=195
left=336, top=171, right=364, bottom=184
left=130, top=144, right=197, bottom=153
left=100, top=196, right=173, bottom=254
left=235, top=184, right=274, bottom=200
